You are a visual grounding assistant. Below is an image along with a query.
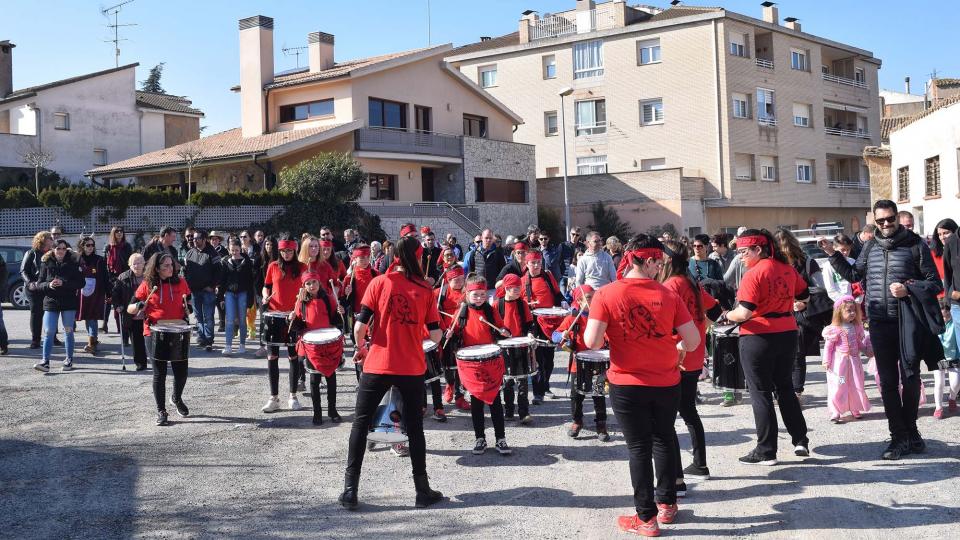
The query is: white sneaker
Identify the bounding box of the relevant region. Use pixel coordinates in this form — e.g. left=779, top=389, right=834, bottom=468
left=288, top=396, right=303, bottom=411
left=222, top=346, right=233, bottom=356
left=262, top=396, right=281, bottom=413
left=237, top=344, right=247, bottom=355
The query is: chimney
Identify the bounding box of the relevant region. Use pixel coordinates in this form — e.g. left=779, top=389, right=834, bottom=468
left=761, top=1, right=778, bottom=24
left=0, top=40, right=14, bottom=98
left=784, top=17, right=801, bottom=32
left=239, top=15, right=274, bottom=138
left=576, top=0, right=596, bottom=11
left=480, top=36, right=491, bottom=42
left=905, top=76, right=911, bottom=94
left=308, top=32, right=335, bottom=73
left=519, top=10, right=538, bottom=44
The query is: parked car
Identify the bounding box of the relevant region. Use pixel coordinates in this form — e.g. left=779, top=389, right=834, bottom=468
left=0, top=245, right=29, bottom=309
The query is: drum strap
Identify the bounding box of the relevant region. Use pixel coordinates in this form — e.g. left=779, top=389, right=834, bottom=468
left=524, top=271, right=559, bottom=305
left=458, top=303, right=498, bottom=342
left=496, top=297, right=531, bottom=328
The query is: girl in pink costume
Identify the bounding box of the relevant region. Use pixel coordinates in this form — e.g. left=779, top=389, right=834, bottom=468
left=822, top=295, right=872, bottom=423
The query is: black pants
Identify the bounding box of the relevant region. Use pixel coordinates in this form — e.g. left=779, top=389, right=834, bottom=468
left=347, top=373, right=427, bottom=478
left=268, top=345, right=299, bottom=396
left=503, top=378, right=529, bottom=417
left=152, top=360, right=188, bottom=411
left=739, top=331, right=808, bottom=458
left=674, top=369, right=706, bottom=475
left=423, top=378, right=443, bottom=410
left=610, top=382, right=679, bottom=521
left=29, top=291, right=44, bottom=342
left=444, top=368, right=464, bottom=400
left=309, top=371, right=338, bottom=417
left=791, top=322, right=820, bottom=394
left=125, top=320, right=147, bottom=368
left=471, top=394, right=506, bottom=440
left=533, top=346, right=555, bottom=397
left=869, top=320, right=922, bottom=441
left=571, top=390, right=607, bottom=423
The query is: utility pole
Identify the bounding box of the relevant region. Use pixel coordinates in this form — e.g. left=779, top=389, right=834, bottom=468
left=102, top=0, right=137, bottom=67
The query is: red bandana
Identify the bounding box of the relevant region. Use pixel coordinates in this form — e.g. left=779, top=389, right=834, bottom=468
left=319, top=240, right=333, bottom=248
left=737, top=235, right=767, bottom=247
left=278, top=240, right=297, bottom=251
left=445, top=266, right=465, bottom=282
left=513, top=242, right=527, bottom=252
left=466, top=282, right=487, bottom=292
left=524, top=250, right=543, bottom=262
left=623, top=248, right=663, bottom=268
left=352, top=246, right=370, bottom=257
left=571, top=284, right=594, bottom=304
left=301, top=270, right=322, bottom=285
left=501, top=273, right=521, bottom=288
left=400, top=224, right=418, bottom=238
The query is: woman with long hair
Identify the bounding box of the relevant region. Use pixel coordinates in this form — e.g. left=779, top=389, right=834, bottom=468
left=103, top=226, right=133, bottom=335
left=932, top=219, right=958, bottom=290
left=219, top=238, right=256, bottom=355
left=260, top=234, right=306, bottom=413
left=32, top=239, right=84, bottom=373
left=725, top=229, right=810, bottom=465
left=254, top=236, right=277, bottom=357
left=75, top=235, right=109, bottom=355
left=659, top=240, right=722, bottom=491
left=298, top=234, right=339, bottom=298
left=22, top=231, right=54, bottom=348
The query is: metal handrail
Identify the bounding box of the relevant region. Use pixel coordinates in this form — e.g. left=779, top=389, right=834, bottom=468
left=825, top=127, right=871, bottom=139
left=827, top=178, right=871, bottom=190
left=758, top=117, right=778, bottom=127
left=412, top=202, right=482, bottom=234
left=755, top=58, right=774, bottom=69
left=821, top=72, right=869, bottom=90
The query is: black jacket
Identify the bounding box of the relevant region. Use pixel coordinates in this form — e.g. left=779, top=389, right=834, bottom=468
left=111, top=269, right=144, bottom=328
left=420, top=246, right=443, bottom=282
left=497, top=259, right=524, bottom=282
left=142, top=241, right=179, bottom=269
left=183, top=245, right=220, bottom=292
left=103, top=241, right=133, bottom=276
left=37, top=251, right=85, bottom=312
left=20, top=248, right=44, bottom=288
left=943, top=234, right=960, bottom=307
left=830, top=226, right=942, bottom=322
left=0, top=254, right=7, bottom=298
left=899, top=281, right=945, bottom=376
left=218, top=255, right=255, bottom=296
left=465, top=246, right=506, bottom=287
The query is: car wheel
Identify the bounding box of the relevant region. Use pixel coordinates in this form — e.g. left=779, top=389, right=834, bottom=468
left=10, top=281, right=29, bottom=309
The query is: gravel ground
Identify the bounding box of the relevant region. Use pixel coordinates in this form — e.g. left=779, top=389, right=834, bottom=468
left=0, top=307, right=957, bottom=539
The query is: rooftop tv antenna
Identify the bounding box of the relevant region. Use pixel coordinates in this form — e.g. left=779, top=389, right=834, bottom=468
left=282, top=45, right=309, bottom=68
left=102, top=0, right=138, bottom=67
left=427, top=0, right=432, bottom=46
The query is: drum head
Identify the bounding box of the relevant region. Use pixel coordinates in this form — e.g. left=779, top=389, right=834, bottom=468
left=576, top=349, right=610, bottom=362
left=456, top=344, right=502, bottom=360
left=532, top=307, right=569, bottom=317
left=302, top=328, right=342, bottom=345
left=499, top=336, right=535, bottom=348
left=265, top=311, right=291, bottom=319
left=423, top=339, right=439, bottom=352
left=150, top=323, right=192, bottom=333
left=714, top=325, right=739, bottom=336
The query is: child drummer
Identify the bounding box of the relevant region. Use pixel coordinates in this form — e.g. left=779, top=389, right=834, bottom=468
left=496, top=273, right=535, bottom=424
left=522, top=250, right=565, bottom=404
left=447, top=275, right=513, bottom=455
left=553, top=285, right=609, bottom=441
left=291, top=271, right=344, bottom=425
left=435, top=266, right=470, bottom=412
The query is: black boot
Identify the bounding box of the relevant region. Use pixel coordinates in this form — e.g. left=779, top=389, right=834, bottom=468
left=339, top=473, right=359, bottom=510
left=413, top=474, right=444, bottom=508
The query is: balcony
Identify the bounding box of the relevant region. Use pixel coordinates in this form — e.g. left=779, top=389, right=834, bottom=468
left=822, top=72, right=868, bottom=90
left=530, top=8, right=616, bottom=41
left=825, top=127, right=871, bottom=139
left=575, top=121, right=607, bottom=137
left=354, top=127, right=462, bottom=158
left=755, top=58, right=774, bottom=69
left=758, top=117, right=778, bottom=127
left=828, top=178, right=870, bottom=191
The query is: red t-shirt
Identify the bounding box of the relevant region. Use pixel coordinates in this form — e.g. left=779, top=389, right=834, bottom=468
left=737, top=258, right=808, bottom=335
left=360, top=272, right=440, bottom=376
left=556, top=311, right=590, bottom=372
left=499, top=298, right=532, bottom=337
left=293, top=294, right=332, bottom=331
left=265, top=260, right=305, bottom=312
left=349, top=266, right=377, bottom=312
left=459, top=304, right=505, bottom=347
left=433, top=286, right=464, bottom=331
left=589, top=278, right=692, bottom=387
left=305, top=259, right=338, bottom=298
left=663, top=276, right=717, bottom=372
left=522, top=271, right=560, bottom=309
left=134, top=278, right=192, bottom=336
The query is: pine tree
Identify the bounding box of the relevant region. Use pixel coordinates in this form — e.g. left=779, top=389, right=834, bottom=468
left=140, top=63, right=166, bottom=93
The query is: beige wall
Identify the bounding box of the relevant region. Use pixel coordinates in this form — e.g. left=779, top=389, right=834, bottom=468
left=268, top=79, right=354, bottom=133
left=707, top=205, right=866, bottom=233
left=164, top=115, right=200, bottom=148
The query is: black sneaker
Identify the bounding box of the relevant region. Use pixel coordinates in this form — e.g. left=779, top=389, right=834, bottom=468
left=61, top=360, right=74, bottom=372
left=531, top=396, right=543, bottom=405
left=472, top=438, right=487, bottom=455
left=794, top=445, right=810, bottom=457
left=495, top=438, right=513, bottom=455
left=33, top=362, right=50, bottom=373
left=738, top=450, right=777, bottom=466
left=881, top=439, right=910, bottom=460
left=156, top=410, right=170, bottom=426
left=682, top=463, right=711, bottom=480
left=908, top=432, right=926, bottom=454
left=329, top=411, right=343, bottom=423
left=170, top=398, right=190, bottom=417
left=0, top=346, right=8, bottom=356
left=676, top=481, right=687, bottom=498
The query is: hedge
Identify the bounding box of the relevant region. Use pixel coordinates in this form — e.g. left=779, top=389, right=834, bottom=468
left=187, top=190, right=296, bottom=208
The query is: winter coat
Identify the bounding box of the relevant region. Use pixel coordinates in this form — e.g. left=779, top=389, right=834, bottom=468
left=37, top=251, right=85, bottom=312
left=183, top=245, right=220, bottom=292
left=218, top=255, right=255, bottom=296
left=20, top=248, right=44, bottom=292
left=899, top=281, right=946, bottom=375
left=111, top=269, right=145, bottom=328
left=76, top=253, right=109, bottom=321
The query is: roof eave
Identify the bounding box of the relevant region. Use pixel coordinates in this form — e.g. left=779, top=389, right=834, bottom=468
left=439, top=62, right=524, bottom=126
left=264, top=120, right=363, bottom=159
left=136, top=106, right=205, bottom=118
left=87, top=153, right=262, bottom=179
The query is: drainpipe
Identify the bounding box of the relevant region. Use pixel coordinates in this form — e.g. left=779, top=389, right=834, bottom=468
left=253, top=153, right=272, bottom=190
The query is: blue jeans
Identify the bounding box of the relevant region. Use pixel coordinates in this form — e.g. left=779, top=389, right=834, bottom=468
left=952, top=305, right=960, bottom=356
left=192, top=290, right=216, bottom=344
left=224, top=291, right=248, bottom=348
left=43, top=310, right=76, bottom=363
left=0, top=302, right=8, bottom=348
left=84, top=320, right=99, bottom=338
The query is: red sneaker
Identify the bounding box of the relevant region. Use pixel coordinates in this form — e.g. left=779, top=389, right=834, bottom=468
left=618, top=514, right=660, bottom=537
left=455, top=397, right=471, bottom=411
left=443, top=385, right=454, bottom=404
left=656, top=503, right=678, bottom=524
left=933, top=407, right=944, bottom=420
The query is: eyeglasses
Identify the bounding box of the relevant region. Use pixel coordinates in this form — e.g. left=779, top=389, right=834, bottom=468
left=736, top=248, right=752, bottom=256
left=875, top=215, right=896, bottom=225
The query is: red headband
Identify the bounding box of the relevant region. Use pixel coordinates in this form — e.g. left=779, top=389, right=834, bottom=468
left=300, top=270, right=322, bottom=285
left=278, top=240, right=297, bottom=251
left=513, top=242, right=527, bottom=252
left=420, top=226, right=432, bottom=235
left=623, top=248, right=663, bottom=267
left=466, top=282, right=487, bottom=292
left=737, top=235, right=767, bottom=247
left=319, top=240, right=333, bottom=248
left=400, top=224, right=417, bottom=237
left=445, top=266, right=465, bottom=282
left=572, top=284, right=594, bottom=303
left=501, top=273, right=522, bottom=288
left=525, top=251, right=543, bottom=262
left=352, top=246, right=370, bottom=257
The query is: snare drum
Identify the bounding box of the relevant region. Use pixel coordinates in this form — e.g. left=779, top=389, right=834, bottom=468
left=299, top=328, right=344, bottom=377
left=711, top=326, right=745, bottom=391
left=423, top=340, right=443, bottom=384
left=498, top=336, right=538, bottom=380
left=532, top=307, right=569, bottom=342
left=456, top=344, right=505, bottom=404
left=147, top=323, right=192, bottom=362
left=262, top=311, right=292, bottom=347
left=574, top=349, right=610, bottom=396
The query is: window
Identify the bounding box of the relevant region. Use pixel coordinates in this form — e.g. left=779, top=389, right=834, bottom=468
left=545, top=167, right=560, bottom=178
left=796, top=159, right=814, bottom=183
left=479, top=65, right=498, bottom=88
left=463, top=114, right=488, bottom=138
left=757, top=88, right=775, bottom=124
left=576, top=155, right=607, bottom=175
left=542, top=55, right=557, bottom=79
left=369, top=98, right=407, bottom=130
left=925, top=156, right=941, bottom=197
left=637, top=38, right=661, bottom=65
left=792, top=103, right=811, bottom=127
left=573, top=40, right=604, bottom=79
left=640, top=158, right=666, bottom=171
left=414, top=105, right=432, bottom=133
left=53, top=112, right=69, bottom=130
left=279, top=99, right=334, bottom=123
left=735, top=153, right=754, bottom=181
left=544, top=111, right=558, bottom=136
left=729, top=34, right=746, bottom=57
left=855, top=67, right=865, bottom=84
left=732, top=93, right=750, bottom=118
left=368, top=174, right=396, bottom=200
left=790, top=48, right=808, bottom=71
left=897, top=166, right=909, bottom=201
left=93, top=149, right=107, bottom=166
left=640, top=99, right=664, bottom=125
left=475, top=178, right=528, bottom=203
left=758, top=155, right=777, bottom=181
left=575, top=99, right=606, bottom=136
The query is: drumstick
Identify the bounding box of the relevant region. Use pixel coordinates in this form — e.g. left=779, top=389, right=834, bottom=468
left=478, top=316, right=508, bottom=336
left=439, top=310, right=456, bottom=319
left=145, top=285, right=159, bottom=303
left=329, top=279, right=339, bottom=298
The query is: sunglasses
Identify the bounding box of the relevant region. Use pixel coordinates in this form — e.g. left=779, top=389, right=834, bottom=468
left=280, top=249, right=295, bottom=254
left=875, top=215, right=896, bottom=225
left=240, top=235, right=249, bottom=238
left=692, top=244, right=705, bottom=248
left=83, top=243, right=95, bottom=248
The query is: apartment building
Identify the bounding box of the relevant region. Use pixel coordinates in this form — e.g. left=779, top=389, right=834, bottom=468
left=448, top=0, right=881, bottom=233
left=89, top=16, right=536, bottom=238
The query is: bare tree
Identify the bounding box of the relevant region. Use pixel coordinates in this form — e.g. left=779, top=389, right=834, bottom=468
left=175, top=143, right=205, bottom=199
left=19, top=143, right=55, bottom=195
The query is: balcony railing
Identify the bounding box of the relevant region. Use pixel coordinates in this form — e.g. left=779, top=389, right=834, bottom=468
left=758, top=117, right=778, bottom=127
left=828, top=178, right=871, bottom=191
left=530, top=8, right=616, bottom=41
left=575, top=121, right=607, bottom=137
left=755, top=58, right=774, bottom=69
left=355, top=127, right=462, bottom=158
left=825, top=127, right=871, bottom=139
left=822, top=72, right=869, bottom=90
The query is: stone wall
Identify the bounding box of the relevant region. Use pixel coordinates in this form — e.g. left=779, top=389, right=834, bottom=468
left=863, top=146, right=892, bottom=201
left=462, top=136, right=537, bottom=235
left=164, top=115, right=201, bottom=148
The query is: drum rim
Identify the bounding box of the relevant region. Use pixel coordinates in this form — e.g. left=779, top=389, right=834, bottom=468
left=576, top=350, right=610, bottom=360
left=150, top=324, right=192, bottom=332
left=302, top=328, right=343, bottom=344
left=422, top=339, right=439, bottom=352
left=264, top=311, right=292, bottom=317
left=532, top=307, right=568, bottom=316
left=456, top=344, right=502, bottom=359
left=499, top=336, right=535, bottom=347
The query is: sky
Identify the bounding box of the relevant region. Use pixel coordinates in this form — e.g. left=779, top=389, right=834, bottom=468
left=3, top=0, right=959, bottom=135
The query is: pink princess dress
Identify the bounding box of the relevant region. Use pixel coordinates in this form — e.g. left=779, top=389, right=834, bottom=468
left=823, top=324, right=872, bottom=420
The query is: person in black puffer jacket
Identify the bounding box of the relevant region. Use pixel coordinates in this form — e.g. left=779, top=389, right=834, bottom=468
left=112, top=253, right=148, bottom=370
left=218, top=239, right=255, bottom=355
left=822, top=199, right=942, bottom=461
left=21, top=231, right=54, bottom=347
left=33, top=240, right=85, bottom=372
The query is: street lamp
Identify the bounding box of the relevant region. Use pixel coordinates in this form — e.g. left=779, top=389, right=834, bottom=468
left=558, top=86, right=574, bottom=238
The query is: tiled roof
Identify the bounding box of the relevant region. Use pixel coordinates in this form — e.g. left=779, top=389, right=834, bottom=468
left=263, top=47, right=435, bottom=90
left=451, top=32, right=520, bottom=55
left=88, top=123, right=352, bottom=176
left=0, top=63, right=139, bottom=104
left=135, top=91, right=204, bottom=116
left=863, top=146, right=891, bottom=159
left=646, top=5, right=722, bottom=21
left=933, top=78, right=960, bottom=88
left=880, top=116, right=910, bottom=143
left=890, top=93, right=960, bottom=135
